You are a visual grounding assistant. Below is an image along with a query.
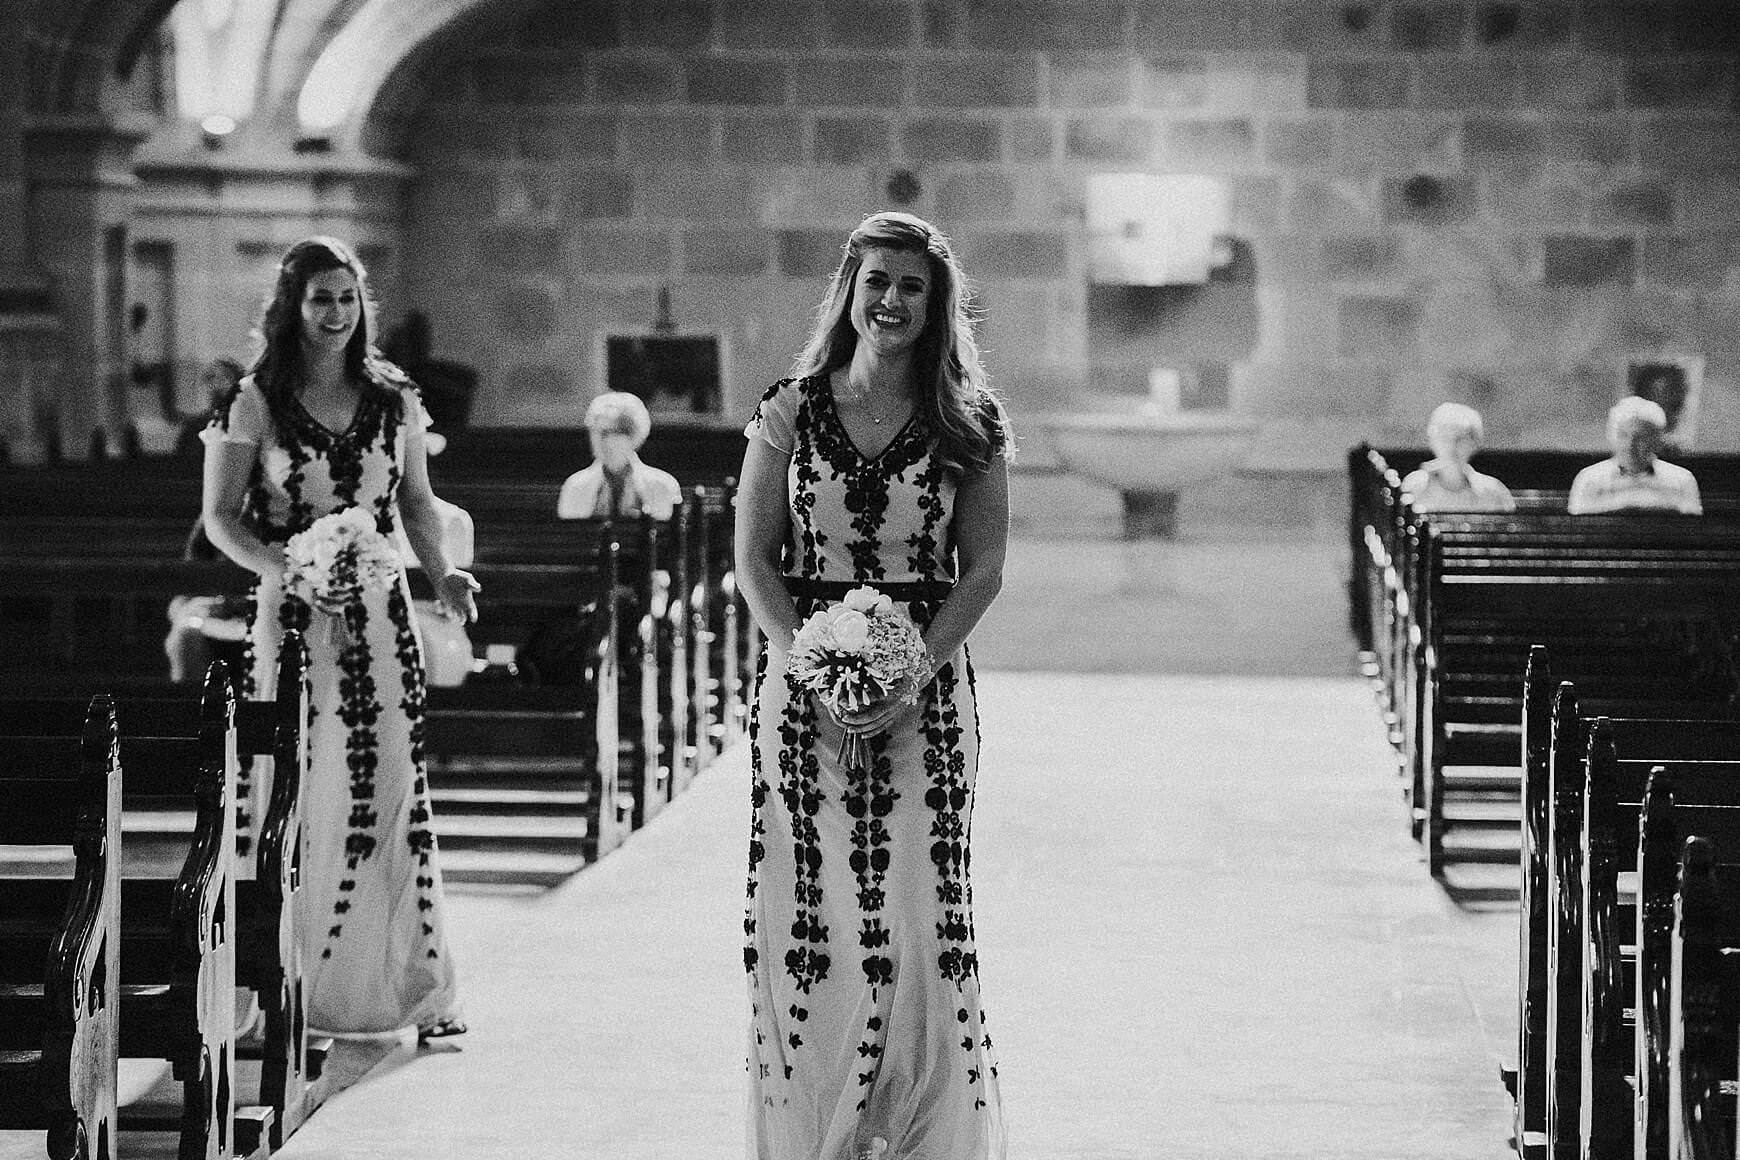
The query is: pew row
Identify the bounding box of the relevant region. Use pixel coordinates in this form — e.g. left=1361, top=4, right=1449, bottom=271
left=0, top=632, right=331, bottom=1152
left=0, top=667, right=272, bottom=1159
left=1667, top=834, right=1740, bottom=1160
left=0, top=697, right=119, bottom=1160
left=1508, top=647, right=1740, bottom=1160
left=1347, top=445, right=1740, bottom=876
left=0, top=461, right=751, bottom=883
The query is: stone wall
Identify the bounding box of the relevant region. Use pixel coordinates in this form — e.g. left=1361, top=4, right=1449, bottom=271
left=381, top=0, right=1740, bottom=462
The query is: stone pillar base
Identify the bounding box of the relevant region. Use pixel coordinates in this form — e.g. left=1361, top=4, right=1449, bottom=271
left=1121, top=490, right=1178, bottom=539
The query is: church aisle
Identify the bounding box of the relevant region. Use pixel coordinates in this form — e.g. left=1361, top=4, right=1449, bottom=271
left=268, top=671, right=1514, bottom=1160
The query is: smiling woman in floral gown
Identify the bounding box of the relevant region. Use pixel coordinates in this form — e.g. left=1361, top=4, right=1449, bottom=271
left=202, top=236, right=478, bottom=1039
left=735, top=211, right=1011, bottom=1160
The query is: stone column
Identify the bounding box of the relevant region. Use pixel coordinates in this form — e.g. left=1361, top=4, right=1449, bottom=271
left=0, top=69, right=57, bottom=462
left=21, top=112, right=151, bottom=460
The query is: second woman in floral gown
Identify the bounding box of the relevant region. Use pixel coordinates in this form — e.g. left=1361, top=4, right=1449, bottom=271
left=736, top=211, right=1012, bottom=1159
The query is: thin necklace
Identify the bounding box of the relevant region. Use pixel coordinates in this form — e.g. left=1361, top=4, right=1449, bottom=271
left=837, top=375, right=894, bottom=425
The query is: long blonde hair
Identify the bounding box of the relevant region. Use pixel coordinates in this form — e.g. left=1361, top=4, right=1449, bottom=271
left=791, top=212, right=1007, bottom=474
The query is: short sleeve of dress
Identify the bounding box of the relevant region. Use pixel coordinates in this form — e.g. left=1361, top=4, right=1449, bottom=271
left=200, top=377, right=269, bottom=446
left=744, top=379, right=798, bottom=455
left=977, top=391, right=1012, bottom=458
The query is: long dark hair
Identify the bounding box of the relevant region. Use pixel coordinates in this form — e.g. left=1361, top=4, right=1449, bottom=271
left=246, top=236, right=405, bottom=434
left=792, top=212, right=1008, bottom=474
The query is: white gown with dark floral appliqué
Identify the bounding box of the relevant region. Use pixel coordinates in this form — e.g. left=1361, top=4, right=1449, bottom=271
left=743, top=376, right=1005, bottom=1160
left=206, top=378, right=461, bottom=1035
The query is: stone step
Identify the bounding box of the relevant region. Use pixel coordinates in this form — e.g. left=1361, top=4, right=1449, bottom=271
left=1442, top=800, right=1520, bottom=829
left=433, top=814, right=592, bottom=856
left=1440, top=842, right=1519, bottom=866
left=431, top=786, right=594, bottom=816
left=429, top=753, right=595, bottom=773
left=440, top=848, right=588, bottom=888
left=1441, top=767, right=1520, bottom=796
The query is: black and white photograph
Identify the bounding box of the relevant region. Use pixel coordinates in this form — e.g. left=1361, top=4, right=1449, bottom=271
left=3, top=3, right=1740, bottom=1159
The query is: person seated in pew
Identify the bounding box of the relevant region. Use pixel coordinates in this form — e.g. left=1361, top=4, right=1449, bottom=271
left=1568, top=396, right=1703, bottom=516
left=174, top=357, right=245, bottom=461
left=397, top=409, right=476, bottom=688
left=557, top=391, right=682, bottom=521
left=538, top=392, right=679, bottom=686
left=164, top=517, right=252, bottom=685
left=1398, top=402, right=1517, bottom=513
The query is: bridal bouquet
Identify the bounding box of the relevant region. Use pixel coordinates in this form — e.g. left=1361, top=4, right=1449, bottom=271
left=786, top=586, right=932, bottom=772
left=284, top=507, right=401, bottom=639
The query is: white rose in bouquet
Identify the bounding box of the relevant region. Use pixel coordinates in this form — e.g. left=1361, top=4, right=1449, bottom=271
left=827, top=607, right=871, bottom=653
left=841, top=587, right=894, bottom=616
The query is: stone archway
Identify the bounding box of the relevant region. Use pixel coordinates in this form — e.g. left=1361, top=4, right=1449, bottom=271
left=292, top=0, right=500, bottom=149
left=1, top=0, right=491, bottom=460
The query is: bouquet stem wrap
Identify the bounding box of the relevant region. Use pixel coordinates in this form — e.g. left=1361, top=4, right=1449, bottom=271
left=785, top=586, right=933, bottom=773
left=838, top=730, right=869, bottom=773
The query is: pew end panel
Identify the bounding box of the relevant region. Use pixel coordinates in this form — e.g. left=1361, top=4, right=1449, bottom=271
left=1516, top=645, right=1554, bottom=1155
left=236, top=631, right=329, bottom=1149
left=1667, top=837, right=1740, bottom=1160
left=0, top=698, right=122, bottom=1160
left=112, top=665, right=264, bottom=1160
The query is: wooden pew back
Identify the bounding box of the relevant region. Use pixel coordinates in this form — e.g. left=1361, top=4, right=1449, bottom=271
left=0, top=697, right=120, bottom=1160
left=1668, top=837, right=1740, bottom=1160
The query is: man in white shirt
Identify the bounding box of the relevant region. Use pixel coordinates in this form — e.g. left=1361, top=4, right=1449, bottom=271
left=1399, top=402, right=1517, bottom=513
left=1567, top=396, right=1702, bottom=515
left=557, top=391, right=683, bottom=521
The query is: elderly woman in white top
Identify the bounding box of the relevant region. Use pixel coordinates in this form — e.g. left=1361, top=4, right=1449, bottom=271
left=1399, top=402, right=1517, bottom=513
left=1568, top=396, right=1703, bottom=515
left=557, top=391, right=683, bottom=521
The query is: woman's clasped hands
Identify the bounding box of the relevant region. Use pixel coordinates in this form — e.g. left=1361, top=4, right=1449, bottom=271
left=836, top=688, right=917, bottom=741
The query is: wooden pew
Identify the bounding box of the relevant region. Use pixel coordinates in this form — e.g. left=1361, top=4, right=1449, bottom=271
left=1420, top=513, right=1740, bottom=870
left=685, top=486, right=749, bottom=761
left=0, top=459, right=745, bottom=881
left=0, top=555, right=650, bottom=875
left=1513, top=652, right=1740, bottom=1160
left=1665, top=834, right=1740, bottom=1160
left=1570, top=738, right=1740, bottom=1160
left=0, top=631, right=330, bottom=1152
left=1348, top=447, right=1740, bottom=853
left=1366, top=445, right=1740, bottom=501
left=0, top=666, right=270, bottom=1158
left=432, top=422, right=746, bottom=490
left=0, top=696, right=120, bottom=1160
left=115, top=666, right=268, bottom=1158
left=1362, top=492, right=1740, bottom=873
left=1632, top=771, right=1740, bottom=1160
left=463, top=518, right=670, bottom=843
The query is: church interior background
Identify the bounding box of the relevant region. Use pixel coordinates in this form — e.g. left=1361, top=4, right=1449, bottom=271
left=3, top=2, right=1739, bottom=1157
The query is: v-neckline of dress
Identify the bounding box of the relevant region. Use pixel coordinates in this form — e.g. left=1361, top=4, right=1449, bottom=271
left=821, top=377, right=917, bottom=466
left=296, top=390, right=367, bottom=441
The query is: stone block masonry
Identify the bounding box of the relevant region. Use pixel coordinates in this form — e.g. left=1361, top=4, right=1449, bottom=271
left=392, top=0, right=1740, bottom=455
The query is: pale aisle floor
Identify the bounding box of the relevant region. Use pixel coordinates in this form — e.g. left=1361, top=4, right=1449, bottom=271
left=2, top=506, right=1521, bottom=1160
left=274, top=526, right=1517, bottom=1160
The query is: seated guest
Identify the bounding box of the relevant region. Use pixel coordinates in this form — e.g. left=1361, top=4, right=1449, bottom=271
left=1568, top=397, right=1703, bottom=515
left=165, top=519, right=250, bottom=684
left=397, top=415, right=477, bottom=687
left=174, top=357, right=245, bottom=460
left=1399, top=403, right=1517, bottom=512
left=557, top=392, right=682, bottom=521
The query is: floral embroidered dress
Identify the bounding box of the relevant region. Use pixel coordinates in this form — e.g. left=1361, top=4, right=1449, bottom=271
left=205, top=377, right=461, bottom=1035
left=743, top=376, right=1005, bottom=1160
